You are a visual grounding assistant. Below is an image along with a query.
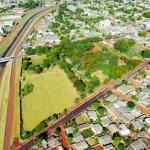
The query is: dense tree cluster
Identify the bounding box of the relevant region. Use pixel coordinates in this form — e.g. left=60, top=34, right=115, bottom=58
left=143, top=12, right=150, bottom=18
left=114, top=39, right=135, bottom=52
left=21, top=83, right=34, bottom=97
left=18, top=0, right=39, bottom=9
left=141, top=50, right=150, bottom=58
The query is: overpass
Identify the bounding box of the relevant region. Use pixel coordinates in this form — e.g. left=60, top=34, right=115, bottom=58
left=0, top=56, right=15, bottom=63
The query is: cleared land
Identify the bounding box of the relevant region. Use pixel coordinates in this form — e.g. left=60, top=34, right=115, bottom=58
left=0, top=62, right=12, bottom=150
left=22, top=66, right=79, bottom=131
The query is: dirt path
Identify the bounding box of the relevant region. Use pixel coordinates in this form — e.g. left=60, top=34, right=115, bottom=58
left=59, top=125, right=70, bottom=149
left=3, top=60, right=16, bottom=150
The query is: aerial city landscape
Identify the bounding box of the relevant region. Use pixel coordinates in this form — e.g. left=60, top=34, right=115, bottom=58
left=0, top=0, right=150, bottom=150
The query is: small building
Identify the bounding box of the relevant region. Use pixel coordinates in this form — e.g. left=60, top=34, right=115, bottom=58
left=130, top=139, right=148, bottom=150
left=101, top=115, right=112, bottom=127
left=77, top=123, right=90, bottom=131
left=117, top=84, right=132, bottom=94
left=90, top=124, right=103, bottom=135
left=119, top=124, right=130, bottom=137
left=73, top=133, right=84, bottom=143
left=106, top=94, right=118, bottom=103
left=65, top=126, right=74, bottom=134
left=41, top=139, right=48, bottom=149
left=132, top=120, right=144, bottom=131
left=72, top=141, right=89, bottom=150
left=103, top=144, right=116, bottom=150
left=108, top=123, right=119, bottom=134
left=87, top=110, right=98, bottom=121
left=47, top=136, right=61, bottom=149
left=144, top=118, right=150, bottom=126
left=67, top=5, right=77, bottom=12
left=98, top=134, right=112, bottom=146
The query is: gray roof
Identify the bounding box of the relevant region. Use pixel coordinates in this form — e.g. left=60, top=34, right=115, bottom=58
left=107, top=94, right=118, bottom=102
left=73, top=133, right=84, bottom=143
left=90, top=124, right=103, bottom=134
left=108, top=123, right=119, bottom=133
left=73, top=141, right=89, bottom=150
left=103, top=144, right=116, bottom=150
left=98, top=134, right=112, bottom=146
left=130, top=139, right=148, bottom=150
left=117, top=84, right=132, bottom=94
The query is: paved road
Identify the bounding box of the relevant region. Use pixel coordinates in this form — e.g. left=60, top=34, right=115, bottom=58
left=14, top=59, right=150, bottom=150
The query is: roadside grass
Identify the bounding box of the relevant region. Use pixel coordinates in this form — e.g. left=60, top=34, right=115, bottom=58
left=0, top=62, right=12, bottom=150
left=22, top=66, right=79, bottom=131
left=75, top=114, right=87, bottom=125
left=12, top=58, right=22, bottom=140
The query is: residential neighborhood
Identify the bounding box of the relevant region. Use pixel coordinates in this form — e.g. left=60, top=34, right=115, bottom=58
left=29, top=64, right=150, bottom=150
left=0, top=0, right=150, bottom=150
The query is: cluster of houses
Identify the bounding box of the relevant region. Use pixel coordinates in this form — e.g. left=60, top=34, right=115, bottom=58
left=36, top=64, right=150, bottom=150
left=49, top=0, right=150, bottom=47
left=0, top=7, right=25, bottom=42
left=32, top=16, right=60, bottom=47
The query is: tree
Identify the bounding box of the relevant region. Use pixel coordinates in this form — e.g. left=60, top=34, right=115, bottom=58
left=127, top=101, right=135, bottom=109
left=42, top=59, right=50, bottom=68
left=143, top=12, right=150, bottom=18
left=54, top=127, right=61, bottom=136
left=92, top=101, right=100, bottom=110
left=138, top=31, right=147, bottom=37
left=25, top=47, right=36, bottom=55
left=142, top=50, right=150, bottom=58
left=34, top=65, right=43, bottom=74
left=112, top=136, right=122, bottom=147
left=73, top=80, right=86, bottom=93
left=118, top=143, right=125, bottom=150
left=21, top=83, right=34, bottom=97
left=97, top=106, right=105, bottom=115
left=114, top=39, right=135, bottom=52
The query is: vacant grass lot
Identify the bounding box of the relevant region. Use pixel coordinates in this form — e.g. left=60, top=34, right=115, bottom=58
left=22, top=66, right=79, bottom=131
left=0, top=62, right=12, bottom=150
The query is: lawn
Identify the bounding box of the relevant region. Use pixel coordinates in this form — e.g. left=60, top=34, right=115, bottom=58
left=75, top=114, right=87, bottom=125
left=22, top=66, right=79, bottom=131
left=0, top=62, right=12, bottom=150
left=87, top=137, right=98, bottom=146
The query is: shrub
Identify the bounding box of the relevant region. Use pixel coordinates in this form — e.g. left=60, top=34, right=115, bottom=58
left=92, top=101, right=100, bottom=110
left=21, top=83, right=34, bottom=97
left=138, top=31, right=147, bottom=37
left=127, top=101, right=135, bottom=109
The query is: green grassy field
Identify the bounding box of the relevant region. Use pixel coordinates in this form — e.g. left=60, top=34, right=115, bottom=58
left=22, top=66, right=79, bottom=131
left=0, top=62, right=12, bottom=150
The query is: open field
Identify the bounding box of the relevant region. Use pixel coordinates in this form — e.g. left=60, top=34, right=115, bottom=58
left=0, top=63, right=12, bottom=150
left=12, top=58, right=22, bottom=140
left=92, top=70, right=108, bottom=84
left=22, top=66, right=79, bottom=131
